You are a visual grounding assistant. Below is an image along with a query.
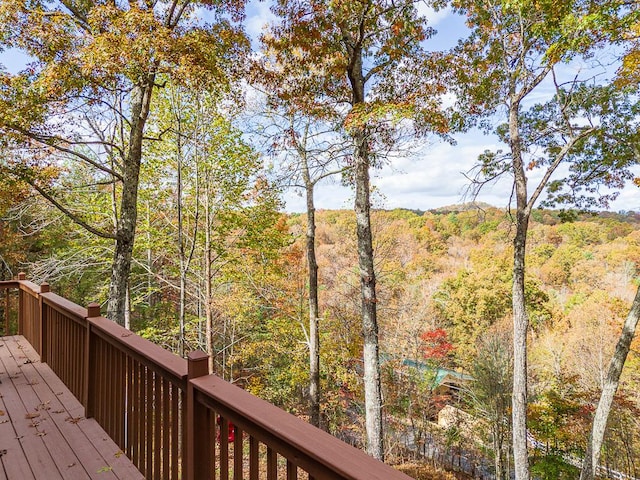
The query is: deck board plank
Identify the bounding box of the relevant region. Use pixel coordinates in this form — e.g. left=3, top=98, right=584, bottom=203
left=0, top=376, right=35, bottom=480
left=0, top=338, right=62, bottom=479
left=2, top=336, right=90, bottom=480
left=0, top=336, right=144, bottom=480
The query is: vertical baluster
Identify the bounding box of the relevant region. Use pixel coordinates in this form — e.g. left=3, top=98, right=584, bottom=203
left=249, top=437, right=259, bottom=480
left=146, top=369, right=153, bottom=477
left=233, top=426, right=243, bottom=480
left=154, top=373, right=162, bottom=480
left=126, top=355, right=134, bottom=460
left=162, top=378, right=170, bottom=480
left=116, top=348, right=125, bottom=448
left=286, top=460, right=297, bottom=480
left=267, top=447, right=277, bottom=480
left=170, top=383, right=179, bottom=480
left=220, top=417, right=229, bottom=480
left=132, top=360, right=141, bottom=470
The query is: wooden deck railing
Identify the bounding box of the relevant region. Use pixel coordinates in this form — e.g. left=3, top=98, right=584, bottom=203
left=0, top=275, right=413, bottom=480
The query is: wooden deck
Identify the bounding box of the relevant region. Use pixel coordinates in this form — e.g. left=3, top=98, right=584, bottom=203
left=0, top=335, right=144, bottom=480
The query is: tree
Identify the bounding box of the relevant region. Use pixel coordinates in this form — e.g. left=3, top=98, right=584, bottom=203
left=0, top=0, right=248, bottom=325
left=262, top=0, right=447, bottom=459
left=250, top=105, right=349, bottom=427
left=468, top=333, right=513, bottom=480
left=580, top=285, right=640, bottom=480
left=451, top=1, right=637, bottom=476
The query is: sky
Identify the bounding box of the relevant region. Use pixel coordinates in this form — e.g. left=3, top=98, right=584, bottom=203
left=2, top=2, right=639, bottom=214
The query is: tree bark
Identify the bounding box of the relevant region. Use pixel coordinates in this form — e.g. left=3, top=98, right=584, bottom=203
left=580, top=284, right=640, bottom=480
left=345, top=32, right=383, bottom=461
left=107, top=79, right=154, bottom=326
left=303, top=164, right=321, bottom=428
left=204, top=171, right=215, bottom=374
left=509, top=99, right=531, bottom=480
left=354, top=126, right=384, bottom=461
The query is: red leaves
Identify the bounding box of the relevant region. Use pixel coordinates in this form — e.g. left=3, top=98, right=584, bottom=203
left=420, top=328, right=454, bottom=360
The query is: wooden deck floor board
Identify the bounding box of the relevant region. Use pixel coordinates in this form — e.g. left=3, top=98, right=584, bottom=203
left=0, top=336, right=144, bottom=480
left=2, top=336, right=89, bottom=480
left=0, top=375, right=35, bottom=480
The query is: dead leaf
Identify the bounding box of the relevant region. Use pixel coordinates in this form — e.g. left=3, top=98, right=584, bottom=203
left=25, top=412, right=40, bottom=419
left=97, top=466, right=113, bottom=473
left=52, top=410, right=65, bottom=414
left=67, top=463, right=76, bottom=468
left=0, top=410, right=5, bottom=416
left=65, top=416, right=83, bottom=424
left=36, top=432, right=46, bottom=437
left=114, top=451, right=123, bottom=458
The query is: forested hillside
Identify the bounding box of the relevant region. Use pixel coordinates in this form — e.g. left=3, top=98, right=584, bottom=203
left=3, top=202, right=640, bottom=477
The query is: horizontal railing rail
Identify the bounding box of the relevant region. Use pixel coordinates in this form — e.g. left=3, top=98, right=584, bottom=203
left=0, top=275, right=414, bottom=480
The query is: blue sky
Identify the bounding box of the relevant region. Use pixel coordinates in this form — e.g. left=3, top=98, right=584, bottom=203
left=2, top=3, right=639, bottom=213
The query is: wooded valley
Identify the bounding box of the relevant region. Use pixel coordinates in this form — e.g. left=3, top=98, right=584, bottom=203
left=3, top=202, right=640, bottom=479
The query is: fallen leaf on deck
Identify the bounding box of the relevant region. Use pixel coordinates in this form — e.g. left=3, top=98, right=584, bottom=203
left=67, top=463, right=76, bottom=468
left=0, top=410, right=5, bottom=416
left=25, top=412, right=40, bottom=419
left=37, top=431, right=46, bottom=437
left=97, top=466, right=113, bottom=473
left=114, top=451, right=123, bottom=458
left=65, top=416, right=83, bottom=424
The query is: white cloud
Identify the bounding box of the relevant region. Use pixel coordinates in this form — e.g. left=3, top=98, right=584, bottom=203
left=245, top=0, right=277, bottom=41
left=415, top=2, right=451, bottom=27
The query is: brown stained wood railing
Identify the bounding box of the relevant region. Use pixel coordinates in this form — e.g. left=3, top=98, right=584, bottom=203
left=0, top=276, right=414, bottom=480
left=87, top=313, right=188, bottom=480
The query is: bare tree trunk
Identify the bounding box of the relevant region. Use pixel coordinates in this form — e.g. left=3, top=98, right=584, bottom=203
left=345, top=35, right=384, bottom=461
left=204, top=173, right=215, bottom=374
left=302, top=162, right=321, bottom=428
left=354, top=127, right=384, bottom=461
left=580, top=285, right=640, bottom=480
left=107, top=80, right=154, bottom=326
left=509, top=100, right=530, bottom=480
left=177, top=119, right=186, bottom=357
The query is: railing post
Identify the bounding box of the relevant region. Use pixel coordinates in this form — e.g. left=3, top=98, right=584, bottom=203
left=186, top=350, right=210, bottom=480
left=85, top=302, right=101, bottom=417
left=4, top=288, right=9, bottom=336
left=39, top=282, right=50, bottom=362
left=17, top=272, right=25, bottom=334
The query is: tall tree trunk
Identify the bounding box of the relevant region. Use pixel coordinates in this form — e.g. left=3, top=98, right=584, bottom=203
left=302, top=162, right=321, bottom=428
left=510, top=99, right=530, bottom=480
left=107, top=80, right=154, bottom=325
left=354, top=127, right=384, bottom=461
left=204, top=172, right=215, bottom=374
left=177, top=126, right=186, bottom=357
left=580, top=285, right=640, bottom=480
left=346, top=36, right=383, bottom=461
